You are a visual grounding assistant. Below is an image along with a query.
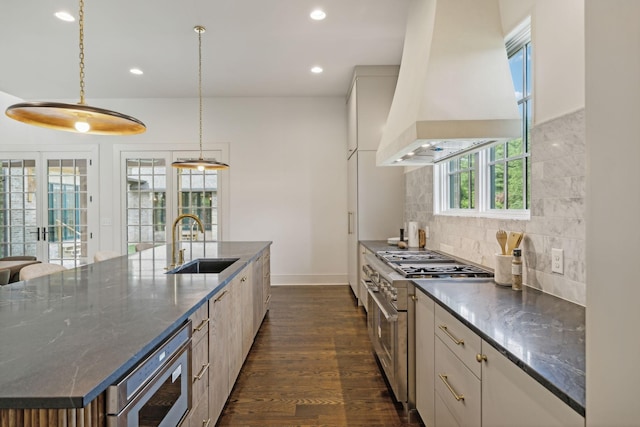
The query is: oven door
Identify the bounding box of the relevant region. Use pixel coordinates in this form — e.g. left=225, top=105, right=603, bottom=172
left=367, top=287, right=398, bottom=393
left=108, top=345, right=190, bottom=427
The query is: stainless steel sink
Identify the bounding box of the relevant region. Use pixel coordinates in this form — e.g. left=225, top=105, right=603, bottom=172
left=167, top=258, right=239, bottom=274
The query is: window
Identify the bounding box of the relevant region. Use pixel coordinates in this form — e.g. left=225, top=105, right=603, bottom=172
left=448, top=153, right=475, bottom=209
left=435, top=20, right=531, bottom=219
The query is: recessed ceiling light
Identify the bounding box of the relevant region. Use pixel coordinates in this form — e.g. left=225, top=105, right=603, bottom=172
left=54, top=11, right=75, bottom=22
left=129, top=68, right=144, bottom=75
left=311, top=66, right=323, bottom=74
left=310, top=9, right=326, bottom=20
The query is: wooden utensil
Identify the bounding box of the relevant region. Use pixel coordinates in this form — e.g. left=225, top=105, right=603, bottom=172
left=496, top=230, right=507, bottom=255
left=515, top=232, right=524, bottom=250
left=506, top=231, right=523, bottom=255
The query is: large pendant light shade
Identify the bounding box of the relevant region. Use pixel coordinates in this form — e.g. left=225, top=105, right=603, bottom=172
left=4, top=0, right=146, bottom=135
left=172, top=26, right=229, bottom=171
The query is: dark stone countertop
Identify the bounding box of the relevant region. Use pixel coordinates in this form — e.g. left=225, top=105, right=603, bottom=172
left=360, top=240, right=585, bottom=417
left=0, top=241, right=271, bottom=409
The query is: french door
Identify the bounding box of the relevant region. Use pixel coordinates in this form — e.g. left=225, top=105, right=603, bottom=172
left=122, top=150, right=225, bottom=253
left=0, top=150, right=97, bottom=267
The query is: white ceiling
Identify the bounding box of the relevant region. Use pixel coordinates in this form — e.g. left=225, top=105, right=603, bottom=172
left=0, top=0, right=410, bottom=100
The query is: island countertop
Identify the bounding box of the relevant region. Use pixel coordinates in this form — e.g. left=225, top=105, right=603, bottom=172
left=0, top=241, right=271, bottom=409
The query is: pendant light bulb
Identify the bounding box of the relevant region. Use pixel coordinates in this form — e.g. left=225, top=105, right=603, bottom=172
left=171, top=25, right=229, bottom=171
left=74, top=118, right=90, bottom=133
left=4, top=0, right=146, bottom=135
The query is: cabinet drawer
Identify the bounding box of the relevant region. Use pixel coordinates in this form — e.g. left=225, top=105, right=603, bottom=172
left=435, top=305, right=481, bottom=378
left=192, top=335, right=209, bottom=400
left=435, top=392, right=461, bottom=427
left=435, top=338, right=480, bottom=427
left=187, top=390, right=211, bottom=427
left=190, top=303, right=209, bottom=346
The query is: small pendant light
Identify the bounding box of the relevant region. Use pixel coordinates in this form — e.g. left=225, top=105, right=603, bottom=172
left=5, top=0, right=146, bottom=135
left=172, top=26, right=229, bottom=171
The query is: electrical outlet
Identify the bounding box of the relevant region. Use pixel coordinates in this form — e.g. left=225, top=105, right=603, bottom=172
left=552, top=248, right=564, bottom=274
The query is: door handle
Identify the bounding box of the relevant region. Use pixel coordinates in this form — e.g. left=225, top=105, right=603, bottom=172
left=41, top=227, right=48, bottom=241
left=29, top=227, right=40, bottom=241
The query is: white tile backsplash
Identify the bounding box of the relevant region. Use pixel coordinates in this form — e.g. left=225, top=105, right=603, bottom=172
left=405, top=109, right=586, bottom=305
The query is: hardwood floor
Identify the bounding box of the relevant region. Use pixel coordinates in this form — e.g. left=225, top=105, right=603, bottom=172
left=216, top=285, right=415, bottom=427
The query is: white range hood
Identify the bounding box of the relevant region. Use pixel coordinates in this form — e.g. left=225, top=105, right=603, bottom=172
left=377, top=0, right=521, bottom=166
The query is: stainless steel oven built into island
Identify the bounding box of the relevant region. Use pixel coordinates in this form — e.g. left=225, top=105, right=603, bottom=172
left=107, top=320, right=192, bottom=427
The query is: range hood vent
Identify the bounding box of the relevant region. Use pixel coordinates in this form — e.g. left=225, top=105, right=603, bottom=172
left=377, top=0, right=520, bottom=166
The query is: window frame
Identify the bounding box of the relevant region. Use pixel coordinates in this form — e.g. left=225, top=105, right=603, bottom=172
left=434, top=19, right=531, bottom=221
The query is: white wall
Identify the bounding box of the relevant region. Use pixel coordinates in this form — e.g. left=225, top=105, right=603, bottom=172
left=0, top=94, right=349, bottom=285
left=585, top=1, right=640, bottom=424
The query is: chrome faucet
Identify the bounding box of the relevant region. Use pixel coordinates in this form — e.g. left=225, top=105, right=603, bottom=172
left=171, top=213, right=204, bottom=268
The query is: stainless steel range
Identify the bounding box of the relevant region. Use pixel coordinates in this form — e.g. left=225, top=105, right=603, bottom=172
left=362, top=249, right=493, bottom=416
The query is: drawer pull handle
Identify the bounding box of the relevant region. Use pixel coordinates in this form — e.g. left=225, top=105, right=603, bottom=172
left=214, top=290, right=228, bottom=302
left=194, top=363, right=210, bottom=382
left=476, top=353, right=487, bottom=363
left=202, top=419, right=211, bottom=427
left=194, top=318, right=209, bottom=332
left=439, top=324, right=464, bottom=346
left=439, top=374, right=465, bottom=401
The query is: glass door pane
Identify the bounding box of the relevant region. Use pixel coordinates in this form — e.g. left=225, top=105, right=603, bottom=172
left=177, top=167, right=218, bottom=241
left=0, top=159, right=38, bottom=257
left=45, top=158, right=89, bottom=268
left=125, top=158, right=167, bottom=253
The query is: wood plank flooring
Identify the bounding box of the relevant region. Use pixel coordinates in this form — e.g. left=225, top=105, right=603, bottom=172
left=216, top=285, right=414, bottom=427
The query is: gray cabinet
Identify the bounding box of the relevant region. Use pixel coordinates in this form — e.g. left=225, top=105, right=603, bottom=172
left=346, top=66, right=404, bottom=305
left=414, top=289, right=585, bottom=427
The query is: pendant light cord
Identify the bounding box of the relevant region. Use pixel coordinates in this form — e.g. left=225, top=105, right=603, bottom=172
left=197, top=26, right=204, bottom=159
left=78, top=0, right=86, bottom=105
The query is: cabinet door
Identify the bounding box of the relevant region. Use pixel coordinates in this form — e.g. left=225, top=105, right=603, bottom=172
left=415, top=291, right=435, bottom=427
left=240, top=266, right=254, bottom=360
left=355, top=76, right=398, bottom=151
left=252, top=254, right=264, bottom=335
left=481, top=342, right=584, bottom=427
left=209, top=286, right=231, bottom=422
left=356, top=150, right=404, bottom=240
left=228, top=274, right=244, bottom=387
left=347, top=153, right=359, bottom=300
left=347, top=79, right=357, bottom=157
left=262, top=248, right=271, bottom=311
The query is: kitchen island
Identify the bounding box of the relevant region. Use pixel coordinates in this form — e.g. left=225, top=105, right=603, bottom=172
left=0, top=241, right=271, bottom=422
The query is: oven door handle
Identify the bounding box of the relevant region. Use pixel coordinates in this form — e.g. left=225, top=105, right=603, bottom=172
left=367, top=288, right=398, bottom=322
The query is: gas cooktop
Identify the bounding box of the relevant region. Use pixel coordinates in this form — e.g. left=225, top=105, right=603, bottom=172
left=376, top=250, right=454, bottom=263
left=376, top=250, right=493, bottom=278
left=393, top=262, right=493, bottom=278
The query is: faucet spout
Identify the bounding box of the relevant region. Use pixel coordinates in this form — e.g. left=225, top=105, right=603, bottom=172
left=171, top=213, right=205, bottom=267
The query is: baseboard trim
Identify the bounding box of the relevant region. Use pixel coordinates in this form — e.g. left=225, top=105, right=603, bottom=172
left=271, top=274, right=348, bottom=286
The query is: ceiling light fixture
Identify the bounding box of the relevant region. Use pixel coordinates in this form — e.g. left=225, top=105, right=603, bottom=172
left=5, top=0, right=146, bottom=135
left=171, top=26, right=229, bottom=171
left=310, top=9, right=326, bottom=20
left=129, top=68, right=144, bottom=75
left=311, top=66, right=323, bottom=74
left=54, top=11, right=75, bottom=22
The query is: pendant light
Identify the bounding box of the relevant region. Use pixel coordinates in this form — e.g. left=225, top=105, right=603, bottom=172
left=172, top=26, right=229, bottom=171
left=5, top=0, right=146, bottom=135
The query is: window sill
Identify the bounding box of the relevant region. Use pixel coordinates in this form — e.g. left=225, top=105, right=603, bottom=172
left=435, top=209, right=530, bottom=221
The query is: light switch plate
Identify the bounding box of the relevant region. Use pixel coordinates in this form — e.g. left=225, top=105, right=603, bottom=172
left=552, top=248, right=564, bottom=274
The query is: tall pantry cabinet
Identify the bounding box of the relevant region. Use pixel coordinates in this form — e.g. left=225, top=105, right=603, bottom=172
left=347, top=65, right=405, bottom=306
